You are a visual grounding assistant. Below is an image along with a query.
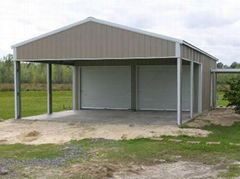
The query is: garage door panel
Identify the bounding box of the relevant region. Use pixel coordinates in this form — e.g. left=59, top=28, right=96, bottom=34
left=138, top=65, right=190, bottom=110
left=81, top=66, right=131, bottom=109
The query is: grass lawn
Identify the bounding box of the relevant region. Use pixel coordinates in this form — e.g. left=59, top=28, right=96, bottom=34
left=0, top=90, right=72, bottom=119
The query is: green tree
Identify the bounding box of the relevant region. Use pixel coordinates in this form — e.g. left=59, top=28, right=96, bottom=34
left=230, top=62, right=238, bottom=69
left=224, top=78, right=240, bottom=113
left=0, top=54, right=13, bottom=83
left=217, top=62, right=224, bottom=69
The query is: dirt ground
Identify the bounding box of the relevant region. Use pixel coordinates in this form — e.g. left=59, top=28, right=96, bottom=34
left=187, top=107, right=240, bottom=127
left=18, top=161, right=228, bottom=179
left=0, top=119, right=210, bottom=145
left=112, top=161, right=227, bottom=179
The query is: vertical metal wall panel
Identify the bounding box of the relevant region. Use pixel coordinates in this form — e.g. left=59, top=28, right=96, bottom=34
left=144, top=35, right=151, bottom=57
left=161, top=39, right=168, bottom=57
left=150, top=37, right=156, bottom=56
left=168, top=41, right=175, bottom=56
left=128, top=31, right=136, bottom=57
left=69, top=28, right=77, bottom=58
left=80, top=24, right=87, bottom=58
left=139, top=33, right=145, bottom=57
left=85, top=22, right=91, bottom=57
left=16, top=21, right=176, bottom=59
left=105, top=25, right=112, bottom=57
left=98, top=23, right=104, bottom=57
left=81, top=66, right=131, bottom=109
left=122, top=30, right=129, bottom=57
left=30, top=41, right=36, bottom=59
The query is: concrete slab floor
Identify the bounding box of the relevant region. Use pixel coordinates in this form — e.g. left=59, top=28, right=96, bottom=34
left=22, top=110, right=191, bottom=125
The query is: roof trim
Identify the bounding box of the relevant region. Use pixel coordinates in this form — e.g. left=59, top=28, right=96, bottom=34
left=11, top=17, right=218, bottom=61
left=14, top=56, right=177, bottom=62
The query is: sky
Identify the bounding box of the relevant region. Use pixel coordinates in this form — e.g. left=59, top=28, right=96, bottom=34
left=0, top=0, right=239, bottom=65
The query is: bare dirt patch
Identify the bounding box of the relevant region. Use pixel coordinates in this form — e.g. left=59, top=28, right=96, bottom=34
left=0, top=120, right=210, bottom=145
left=21, top=161, right=226, bottom=179
left=64, top=163, right=120, bottom=178
left=113, top=161, right=226, bottom=179
left=186, top=108, right=240, bottom=127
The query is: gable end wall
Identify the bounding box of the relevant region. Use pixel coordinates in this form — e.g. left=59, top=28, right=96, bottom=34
left=16, top=21, right=176, bottom=60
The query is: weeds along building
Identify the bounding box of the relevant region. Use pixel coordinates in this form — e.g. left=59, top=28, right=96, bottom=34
left=11, top=17, right=218, bottom=125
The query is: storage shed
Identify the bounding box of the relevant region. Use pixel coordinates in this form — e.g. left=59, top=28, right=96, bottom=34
left=11, top=17, right=218, bottom=125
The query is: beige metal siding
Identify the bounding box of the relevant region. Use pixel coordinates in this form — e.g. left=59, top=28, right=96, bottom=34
left=16, top=21, right=176, bottom=60
left=181, top=44, right=216, bottom=111
left=202, top=56, right=216, bottom=111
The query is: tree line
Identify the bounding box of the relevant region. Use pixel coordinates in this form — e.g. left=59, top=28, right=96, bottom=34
left=0, top=54, right=72, bottom=84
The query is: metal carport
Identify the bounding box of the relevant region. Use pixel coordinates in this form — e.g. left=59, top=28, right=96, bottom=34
left=12, top=17, right=218, bottom=126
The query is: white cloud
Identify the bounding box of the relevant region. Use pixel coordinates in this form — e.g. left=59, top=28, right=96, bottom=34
left=0, top=0, right=239, bottom=65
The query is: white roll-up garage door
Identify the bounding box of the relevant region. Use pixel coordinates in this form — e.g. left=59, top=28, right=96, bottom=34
left=81, top=66, right=131, bottom=109
left=138, top=65, right=190, bottom=111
